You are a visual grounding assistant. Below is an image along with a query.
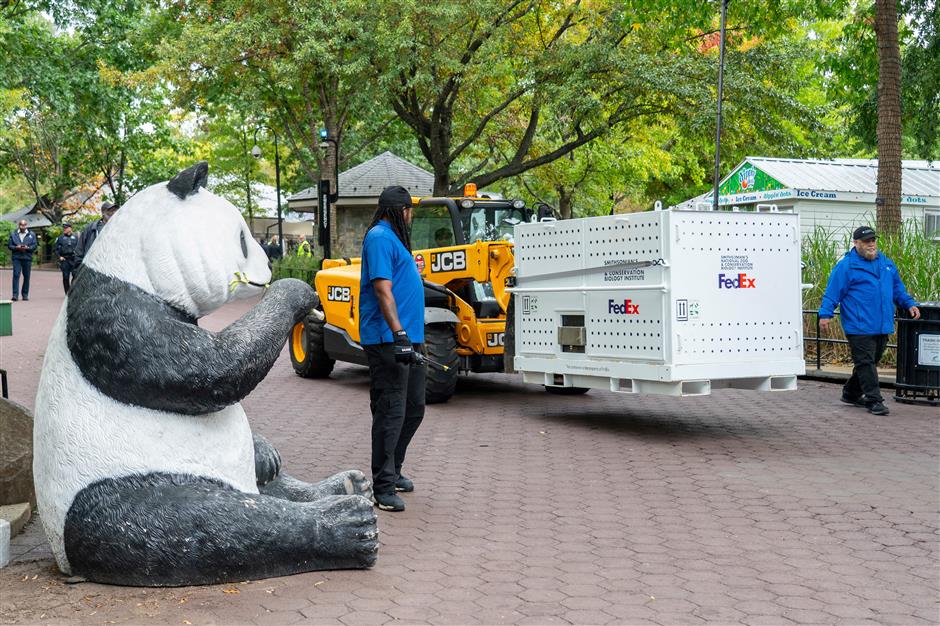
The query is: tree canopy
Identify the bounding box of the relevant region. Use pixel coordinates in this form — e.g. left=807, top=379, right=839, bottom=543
left=1, top=0, right=935, bottom=220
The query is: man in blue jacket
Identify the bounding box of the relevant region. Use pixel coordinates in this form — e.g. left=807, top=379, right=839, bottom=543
left=7, top=219, right=38, bottom=301
left=819, top=226, right=920, bottom=415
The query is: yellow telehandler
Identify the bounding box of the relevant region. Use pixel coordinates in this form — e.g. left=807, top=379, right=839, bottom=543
left=288, top=186, right=542, bottom=403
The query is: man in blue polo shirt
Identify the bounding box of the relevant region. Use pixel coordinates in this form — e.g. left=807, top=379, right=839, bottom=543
left=359, top=185, right=425, bottom=512
left=819, top=226, right=920, bottom=416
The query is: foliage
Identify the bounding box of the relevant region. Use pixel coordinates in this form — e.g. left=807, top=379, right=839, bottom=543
left=825, top=0, right=939, bottom=160
left=3, top=0, right=930, bottom=226
left=271, top=253, right=321, bottom=284
left=0, top=220, right=15, bottom=266
left=161, top=0, right=388, bottom=193
left=0, top=2, right=191, bottom=221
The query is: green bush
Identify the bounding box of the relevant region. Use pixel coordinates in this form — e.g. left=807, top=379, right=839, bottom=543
left=801, top=222, right=940, bottom=366
left=271, top=254, right=321, bottom=285
left=0, top=221, right=15, bottom=266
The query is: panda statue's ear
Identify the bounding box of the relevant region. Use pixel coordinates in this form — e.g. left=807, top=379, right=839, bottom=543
left=167, top=162, right=209, bottom=200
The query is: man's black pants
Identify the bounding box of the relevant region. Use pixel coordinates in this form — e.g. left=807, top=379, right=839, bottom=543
left=60, top=259, right=75, bottom=294
left=844, top=334, right=889, bottom=404
left=364, top=343, right=426, bottom=496
left=11, top=257, right=31, bottom=299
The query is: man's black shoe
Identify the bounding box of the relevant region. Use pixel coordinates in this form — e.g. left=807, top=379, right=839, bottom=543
left=867, top=402, right=890, bottom=416
left=395, top=475, right=414, bottom=493
left=11, top=297, right=17, bottom=301
left=374, top=492, right=405, bottom=512
left=841, top=394, right=866, bottom=407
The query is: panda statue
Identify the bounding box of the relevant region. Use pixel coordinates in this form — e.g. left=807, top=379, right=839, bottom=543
left=34, top=162, right=377, bottom=586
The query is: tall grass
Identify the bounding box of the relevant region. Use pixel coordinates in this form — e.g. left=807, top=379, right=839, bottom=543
left=801, top=221, right=940, bottom=366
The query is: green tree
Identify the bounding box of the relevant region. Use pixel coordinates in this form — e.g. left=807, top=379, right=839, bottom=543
left=162, top=0, right=393, bottom=196
left=0, top=2, right=189, bottom=221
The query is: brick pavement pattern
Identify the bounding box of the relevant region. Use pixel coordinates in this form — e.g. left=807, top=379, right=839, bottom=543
left=1, top=270, right=937, bottom=625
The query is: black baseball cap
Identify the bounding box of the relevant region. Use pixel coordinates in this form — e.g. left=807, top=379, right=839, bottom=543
left=101, top=201, right=116, bottom=211
left=853, top=226, right=877, bottom=241
left=62, top=222, right=72, bottom=228
left=378, top=186, right=413, bottom=209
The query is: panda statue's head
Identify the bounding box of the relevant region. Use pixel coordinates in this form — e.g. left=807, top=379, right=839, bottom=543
left=82, top=162, right=272, bottom=318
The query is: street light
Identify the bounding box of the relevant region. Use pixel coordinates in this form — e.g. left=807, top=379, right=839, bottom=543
left=318, top=129, right=339, bottom=260
left=712, top=0, right=730, bottom=211
left=251, top=126, right=282, bottom=256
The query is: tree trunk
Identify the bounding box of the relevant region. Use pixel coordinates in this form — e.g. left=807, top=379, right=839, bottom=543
left=433, top=170, right=451, bottom=197
left=874, top=0, right=903, bottom=236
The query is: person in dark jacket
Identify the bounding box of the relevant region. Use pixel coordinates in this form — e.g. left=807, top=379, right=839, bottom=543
left=818, top=226, right=920, bottom=416
left=74, top=201, right=118, bottom=269
left=7, top=219, right=38, bottom=301
left=54, top=223, right=80, bottom=294
left=266, top=235, right=283, bottom=261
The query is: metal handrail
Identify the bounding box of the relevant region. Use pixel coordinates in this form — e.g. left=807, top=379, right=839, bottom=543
left=802, top=310, right=898, bottom=370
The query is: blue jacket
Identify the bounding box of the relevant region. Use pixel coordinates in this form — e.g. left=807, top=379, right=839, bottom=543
left=819, top=248, right=917, bottom=335
left=7, top=229, right=38, bottom=261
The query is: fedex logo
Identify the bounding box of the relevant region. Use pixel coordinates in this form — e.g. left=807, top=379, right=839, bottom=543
left=718, top=273, right=756, bottom=289
left=608, top=298, right=640, bottom=315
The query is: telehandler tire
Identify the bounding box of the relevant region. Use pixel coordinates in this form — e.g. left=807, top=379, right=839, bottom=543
left=290, top=313, right=335, bottom=378
left=424, top=324, right=459, bottom=404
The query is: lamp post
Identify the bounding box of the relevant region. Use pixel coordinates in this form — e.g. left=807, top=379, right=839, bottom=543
left=712, top=0, right=730, bottom=211
left=318, top=130, right=339, bottom=260
left=252, top=126, right=282, bottom=256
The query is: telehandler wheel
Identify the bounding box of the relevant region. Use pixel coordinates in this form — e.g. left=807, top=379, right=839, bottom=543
left=290, top=313, right=335, bottom=378
left=543, top=385, right=590, bottom=395
left=424, top=324, right=459, bottom=404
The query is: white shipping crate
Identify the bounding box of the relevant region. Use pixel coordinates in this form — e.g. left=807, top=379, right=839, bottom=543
left=511, top=208, right=805, bottom=396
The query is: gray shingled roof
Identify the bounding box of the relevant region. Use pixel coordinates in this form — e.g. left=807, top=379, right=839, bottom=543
left=742, top=157, right=938, bottom=197
left=0, top=205, right=52, bottom=228
left=290, top=151, right=434, bottom=201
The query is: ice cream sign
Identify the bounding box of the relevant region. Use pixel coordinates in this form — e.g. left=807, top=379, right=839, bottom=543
left=719, top=162, right=786, bottom=196
left=737, top=166, right=756, bottom=190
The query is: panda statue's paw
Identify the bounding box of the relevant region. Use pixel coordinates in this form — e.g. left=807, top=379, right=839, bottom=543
left=265, top=279, right=318, bottom=324
left=311, top=495, right=378, bottom=568
left=310, top=470, right=373, bottom=501
left=259, top=469, right=373, bottom=503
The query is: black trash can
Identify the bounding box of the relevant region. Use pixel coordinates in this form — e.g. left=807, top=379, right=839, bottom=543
left=894, top=301, right=940, bottom=406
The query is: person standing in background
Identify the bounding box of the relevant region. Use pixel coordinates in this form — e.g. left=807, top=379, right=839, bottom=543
left=75, top=201, right=118, bottom=269
left=7, top=219, right=37, bottom=301
left=54, top=223, right=79, bottom=294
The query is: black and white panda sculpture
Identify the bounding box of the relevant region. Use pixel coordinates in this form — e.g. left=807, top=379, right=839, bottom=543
left=34, top=162, right=377, bottom=586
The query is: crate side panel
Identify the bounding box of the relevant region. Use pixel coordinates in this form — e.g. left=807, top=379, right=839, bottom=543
left=668, top=211, right=803, bottom=366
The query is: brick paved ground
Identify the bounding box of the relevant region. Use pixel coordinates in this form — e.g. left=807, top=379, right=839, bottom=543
left=1, top=270, right=938, bottom=625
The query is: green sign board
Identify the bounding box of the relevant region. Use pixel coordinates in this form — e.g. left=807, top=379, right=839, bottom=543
left=719, top=162, right=786, bottom=196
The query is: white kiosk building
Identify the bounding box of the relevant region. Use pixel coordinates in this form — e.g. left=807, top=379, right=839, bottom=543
left=679, top=157, right=939, bottom=242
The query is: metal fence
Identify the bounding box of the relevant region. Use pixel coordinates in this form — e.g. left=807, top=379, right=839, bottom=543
left=802, top=310, right=898, bottom=369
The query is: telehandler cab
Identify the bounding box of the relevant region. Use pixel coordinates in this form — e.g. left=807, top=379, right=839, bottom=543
left=289, top=185, right=551, bottom=403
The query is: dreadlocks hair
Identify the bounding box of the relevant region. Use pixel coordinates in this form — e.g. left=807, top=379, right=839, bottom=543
left=367, top=204, right=412, bottom=251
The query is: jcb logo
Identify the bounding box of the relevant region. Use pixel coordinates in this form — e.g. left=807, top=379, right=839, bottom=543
left=430, top=250, right=466, bottom=273
left=327, top=285, right=351, bottom=302
left=486, top=332, right=504, bottom=347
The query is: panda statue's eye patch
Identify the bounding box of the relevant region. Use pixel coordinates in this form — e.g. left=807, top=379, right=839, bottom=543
left=240, top=231, right=248, bottom=258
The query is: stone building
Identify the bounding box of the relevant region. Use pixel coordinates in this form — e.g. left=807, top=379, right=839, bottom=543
left=288, top=151, right=434, bottom=258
